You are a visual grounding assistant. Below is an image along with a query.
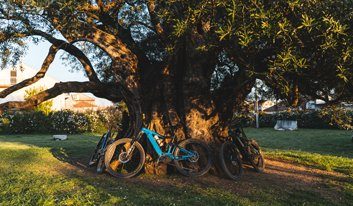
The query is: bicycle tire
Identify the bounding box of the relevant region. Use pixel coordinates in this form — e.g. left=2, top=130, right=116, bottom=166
left=173, top=138, right=212, bottom=177
left=219, top=141, right=243, bottom=180
left=249, top=140, right=265, bottom=173
left=105, top=138, right=145, bottom=178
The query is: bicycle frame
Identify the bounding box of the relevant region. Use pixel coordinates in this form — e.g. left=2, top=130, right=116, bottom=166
left=229, top=126, right=258, bottom=161
left=100, top=130, right=111, bottom=151
left=229, top=126, right=248, bottom=146
left=89, top=129, right=112, bottom=168
left=138, top=127, right=196, bottom=161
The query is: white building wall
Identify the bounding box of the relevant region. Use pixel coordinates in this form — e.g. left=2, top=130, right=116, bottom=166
left=0, top=65, right=113, bottom=110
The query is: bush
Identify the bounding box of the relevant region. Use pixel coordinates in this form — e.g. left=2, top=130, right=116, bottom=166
left=50, top=111, right=90, bottom=134
left=0, top=107, right=123, bottom=134
left=255, top=108, right=353, bottom=130
left=84, top=106, right=123, bottom=134
left=0, top=111, right=48, bottom=134
left=319, top=106, right=353, bottom=130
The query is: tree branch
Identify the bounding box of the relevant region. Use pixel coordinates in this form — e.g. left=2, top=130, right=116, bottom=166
left=146, top=0, right=167, bottom=43
left=59, top=25, right=140, bottom=92
left=0, top=81, right=122, bottom=114
left=31, top=30, right=100, bottom=83
left=0, top=29, right=104, bottom=100
left=1, top=28, right=101, bottom=84
left=0, top=45, right=59, bottom=98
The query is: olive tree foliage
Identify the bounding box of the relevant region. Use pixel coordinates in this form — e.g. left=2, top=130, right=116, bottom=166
left=216, top=0, right=353, bottom=105
left=0, top=0, right=353, bottom=141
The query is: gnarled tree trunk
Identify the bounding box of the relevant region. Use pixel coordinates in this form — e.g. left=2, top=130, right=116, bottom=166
left=0, top=1, right=255, bottom=176
left=134, top=40, right=252, bottom=175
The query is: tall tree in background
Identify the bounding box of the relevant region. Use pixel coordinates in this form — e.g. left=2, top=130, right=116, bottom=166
left=24, top=87, right=53, bottom=115
left=1, top=0, right=353, bottom=161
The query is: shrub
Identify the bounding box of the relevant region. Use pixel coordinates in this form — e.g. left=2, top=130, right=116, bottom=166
left=50, top=111, right=90, bottom=134
left=0, top=111, right=49, bottom=134
left=0, top=107, right=123, bottom=134
left=319, top=106, right=353, bottom=130
left=255, top=109, right=353, bottom=130
left=84, top=106, right=123, bottom=134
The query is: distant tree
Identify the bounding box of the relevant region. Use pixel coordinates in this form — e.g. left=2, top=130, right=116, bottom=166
left=24, top=87, right=53, bottom=115
left=247, top=79, right=276, bottom=102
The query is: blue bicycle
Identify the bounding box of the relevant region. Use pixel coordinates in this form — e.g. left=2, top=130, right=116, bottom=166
left=104, top=127, right=212, bottom=178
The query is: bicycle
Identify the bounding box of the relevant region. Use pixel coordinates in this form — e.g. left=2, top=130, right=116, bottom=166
left=88, top=129, right=114, bottom=174
left=104, top=127, right=212, bottom=178
left=219, top=126, right=265, bottom=180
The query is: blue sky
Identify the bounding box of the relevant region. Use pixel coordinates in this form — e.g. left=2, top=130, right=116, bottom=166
left=22, top=41, right=88, bottom=82
left=19, top=41, right=113, bottom=106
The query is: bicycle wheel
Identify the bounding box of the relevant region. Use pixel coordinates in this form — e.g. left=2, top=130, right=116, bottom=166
left=249, top=140, right=265, bottom=173
left=105, top=138, right=145, bottom=178
left=219, top=141, right=243, bottom=180
left=88, top=133, right=105, bottom=167
left=173, top=139, right=212, bottom=177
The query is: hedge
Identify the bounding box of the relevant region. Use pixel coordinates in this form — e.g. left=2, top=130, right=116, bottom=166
left=234, top=107, right=353, bottom=130
left=258, top=112, right=331, bottom=129
left=1, top=107, right=352, bottom=134
left=0, top=107, right=123, bottom=134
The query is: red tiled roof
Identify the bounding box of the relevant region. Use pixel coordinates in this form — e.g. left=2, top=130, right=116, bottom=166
left=73, top=101, right=97, bottom=108
left=0, top=85, right=10, bottom=89
left=264, top=103, right=289, bottom=112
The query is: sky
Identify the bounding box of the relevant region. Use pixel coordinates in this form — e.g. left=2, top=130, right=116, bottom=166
left=22, top=41, right=88, bottom=82
left=16, top=41, right=113, bottom=106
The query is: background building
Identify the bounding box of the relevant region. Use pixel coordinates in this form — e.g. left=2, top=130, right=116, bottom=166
left=0, top=65, right=113, bottom=111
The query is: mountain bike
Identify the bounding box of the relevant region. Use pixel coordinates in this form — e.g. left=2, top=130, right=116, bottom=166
left=104, top=127, right=212, bottom=178
left=88, top=129, right=114, bottom=173
left=219, top=126, right=265, bottom=180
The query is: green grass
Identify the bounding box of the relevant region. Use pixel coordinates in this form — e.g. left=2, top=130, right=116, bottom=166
left=247, top=128, right=353, bottom=205
left=0, top=129, right=353, bottom=205
left=0, top=135, right=262, bottom=205
left=246, top=128, right=353, bottom=157
left=246, top=128, right=353, bottom=175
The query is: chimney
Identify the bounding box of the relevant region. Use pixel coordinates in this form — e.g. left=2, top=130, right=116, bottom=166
left=10, top=69, right=17, bottom=85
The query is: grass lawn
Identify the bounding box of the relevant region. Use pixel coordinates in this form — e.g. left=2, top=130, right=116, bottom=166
left=246, top=128, right=353, bottom=175
left=0, top=129, right=352, bottom=205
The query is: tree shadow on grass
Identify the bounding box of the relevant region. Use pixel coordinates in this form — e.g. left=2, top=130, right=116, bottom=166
left=47, top=144, right=350, bottom=205
left=0, top=134, right=99, bottom=171
left=51, top=157, right=350, bottom=206
left=50, top=147, right=91, bottom=170
left=1, top=134, right=352, bottom=205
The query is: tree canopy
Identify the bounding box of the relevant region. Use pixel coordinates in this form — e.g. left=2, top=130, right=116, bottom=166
left=1, top=0, right=353, bottom=141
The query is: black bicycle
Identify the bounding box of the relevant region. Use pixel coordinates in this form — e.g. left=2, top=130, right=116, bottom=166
left=88, top=129, right=114, bottom=173
left=219, top=126, right=265, bottom=180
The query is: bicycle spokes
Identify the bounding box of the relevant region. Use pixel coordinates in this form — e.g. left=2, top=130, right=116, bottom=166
left=110, top=143, right=143, bottom=175
left=224, top=145, right=241, bottom=174
left=174, top=140, right=212, bottom=176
